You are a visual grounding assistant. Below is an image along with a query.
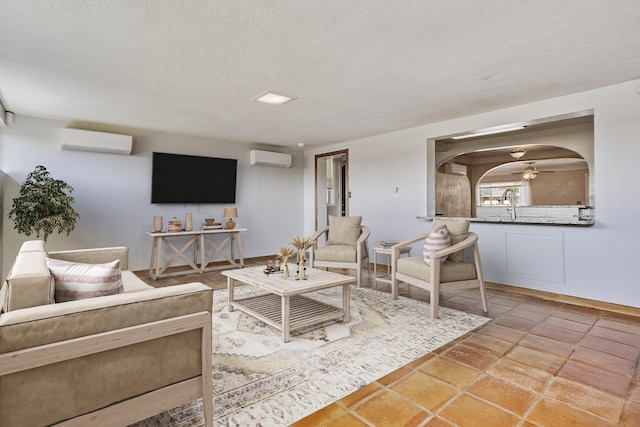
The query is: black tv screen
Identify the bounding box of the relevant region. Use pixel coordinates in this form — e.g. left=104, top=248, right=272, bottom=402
left=151, top=152, right=237, bottom=204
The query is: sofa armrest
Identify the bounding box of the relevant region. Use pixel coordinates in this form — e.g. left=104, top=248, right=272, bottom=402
left=2, top=249, right=54, bottom=312
left=0, top=282, right=212, bottom=345
left=48, top=246, right=130, bottom=270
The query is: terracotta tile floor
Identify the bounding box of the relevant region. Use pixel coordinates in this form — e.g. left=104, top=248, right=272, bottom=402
left=137, top=258, right=640, bottom=426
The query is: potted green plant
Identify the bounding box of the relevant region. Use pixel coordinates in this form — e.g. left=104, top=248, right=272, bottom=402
left=8, top=165, right=79, bottom=241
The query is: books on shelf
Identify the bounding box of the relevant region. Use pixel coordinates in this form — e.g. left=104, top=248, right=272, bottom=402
left=379, top=240, right=399, bottom=248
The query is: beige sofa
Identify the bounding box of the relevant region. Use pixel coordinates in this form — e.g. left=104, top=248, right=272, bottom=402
left=0, top=240, right=213, bottom=427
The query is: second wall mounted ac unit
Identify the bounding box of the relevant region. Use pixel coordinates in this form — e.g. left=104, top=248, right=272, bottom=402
left=249, top=150, right=292, bottom=168
left=60, top=128, right=133, bottom=155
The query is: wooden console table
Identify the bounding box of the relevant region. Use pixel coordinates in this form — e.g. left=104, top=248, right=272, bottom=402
left=147, top=228, right=246, bottom=279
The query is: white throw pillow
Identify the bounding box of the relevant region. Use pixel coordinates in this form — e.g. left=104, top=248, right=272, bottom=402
left=423, top=225, right=452, bottom=266
left=47, top=258, right=124, bottom=302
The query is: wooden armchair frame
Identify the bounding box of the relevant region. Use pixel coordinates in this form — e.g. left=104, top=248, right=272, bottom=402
left=309, top=225, right=371, bottom=287
left=0, top=312, right=213, bottom=426
left=390, top=232, right=488, bottom=319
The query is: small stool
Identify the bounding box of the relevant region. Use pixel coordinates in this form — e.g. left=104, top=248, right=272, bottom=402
left=373, top=244, right=411, bottom=287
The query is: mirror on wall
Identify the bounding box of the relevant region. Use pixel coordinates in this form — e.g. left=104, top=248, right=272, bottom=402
left=315, top=150, right=348, bottom=230
left=433, top=113, right=594, bottom=223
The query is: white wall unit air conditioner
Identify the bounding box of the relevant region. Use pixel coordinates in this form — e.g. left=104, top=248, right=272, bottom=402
left=249, top=150, right=292, bottom=168
left=444, top=163, right=467, bottom=176
left=60, top=128, right=133, bottom=155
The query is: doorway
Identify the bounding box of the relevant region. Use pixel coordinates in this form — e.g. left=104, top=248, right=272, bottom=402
left=315, top=150, right=349, bottom=230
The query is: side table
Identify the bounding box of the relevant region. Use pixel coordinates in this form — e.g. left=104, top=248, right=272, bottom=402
left=373, top=244, right=411, bottom=287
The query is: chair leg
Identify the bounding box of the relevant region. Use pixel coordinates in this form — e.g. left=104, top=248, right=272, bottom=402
left=391, top=260, right=398, bottom=300
left=365, top=241, right=371, bottom=278
left=356, top=265, right=362, bottom=287
left=202, top=318, right=213, bottom=427
left=430, top=264, right=441, bottom=320
left=431, top=288, right=439, bottom=319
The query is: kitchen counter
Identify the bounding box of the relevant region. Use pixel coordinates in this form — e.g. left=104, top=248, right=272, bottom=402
left=470, top=216, right=595, bottom=226
left=430, top=206, right=595, bottom=226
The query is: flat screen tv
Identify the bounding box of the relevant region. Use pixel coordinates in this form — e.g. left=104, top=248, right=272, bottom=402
left=151, top=152, right=237, bottom=204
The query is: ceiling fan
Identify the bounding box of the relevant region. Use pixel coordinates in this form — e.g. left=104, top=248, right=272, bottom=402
left=512, top=162, right=554, bottom=180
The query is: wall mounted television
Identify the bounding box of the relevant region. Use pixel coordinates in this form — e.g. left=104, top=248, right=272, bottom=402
left=151, top=152, right=237, bottom=204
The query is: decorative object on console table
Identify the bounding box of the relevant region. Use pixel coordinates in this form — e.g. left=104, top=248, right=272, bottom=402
left=224, top=207, right=238, bottom=229
left=153, top=216, right=163, bottom=232
left=168, top=217, right=181, bottom=232
left=184, top=212, right=193, bottom=231
left=203, top=218, right=222, bottom=230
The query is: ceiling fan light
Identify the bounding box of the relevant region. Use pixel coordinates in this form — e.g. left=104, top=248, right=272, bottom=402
left=510, top=148, right=526, bottom=159
left=522, top=168, right=537, bottom=180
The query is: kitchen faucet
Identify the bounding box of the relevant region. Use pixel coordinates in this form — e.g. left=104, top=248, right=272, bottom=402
left=501, top=189, right=517, bottom=220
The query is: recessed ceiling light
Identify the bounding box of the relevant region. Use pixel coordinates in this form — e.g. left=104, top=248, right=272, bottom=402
left=254, top=92, right=296, bottom=106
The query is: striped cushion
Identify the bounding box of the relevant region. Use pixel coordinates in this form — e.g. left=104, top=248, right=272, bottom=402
left=431, top=218, right=469, bottom=262
left=47, top=258, right=124, bottom=302
left=423, top=225, right=452, bottom=266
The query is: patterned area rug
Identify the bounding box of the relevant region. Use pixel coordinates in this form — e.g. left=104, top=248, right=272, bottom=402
left=132, top=285, right=489, bottom=426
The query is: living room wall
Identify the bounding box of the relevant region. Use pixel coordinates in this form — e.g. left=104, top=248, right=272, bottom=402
left=3, top=79, right=639, bottom=308
left=0, top=116, right=303, bottom=275
left=303, top=79, right=640, bottom=308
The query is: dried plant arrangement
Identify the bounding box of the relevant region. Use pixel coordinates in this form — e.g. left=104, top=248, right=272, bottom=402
left=290, top=234, right=312, bottom=250
left=275, top=245, right=296, bottom=277
left=275, top=245, right=295, bottom=262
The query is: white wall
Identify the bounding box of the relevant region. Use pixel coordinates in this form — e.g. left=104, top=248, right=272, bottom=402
left=3, top=79, right=639, bottom=307
left=304, top=79, right=640, bottom=307
left=1, top=116, right=304, bottom=273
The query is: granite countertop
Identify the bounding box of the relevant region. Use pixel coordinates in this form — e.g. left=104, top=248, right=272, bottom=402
left=453, top=205, right=596, bottom=226
left=469, top=216, right=595, bottom=226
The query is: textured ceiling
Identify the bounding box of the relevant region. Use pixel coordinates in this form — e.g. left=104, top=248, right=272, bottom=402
left=1, top=1, right=639, bottom=148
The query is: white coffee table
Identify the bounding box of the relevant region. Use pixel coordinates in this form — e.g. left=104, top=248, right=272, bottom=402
left=223, top=266, right=354, bottom=342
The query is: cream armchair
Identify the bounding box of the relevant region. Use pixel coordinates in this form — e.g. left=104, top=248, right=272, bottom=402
left=391, top=219, right=488, bottom=319
left=309, top=216, right=370, bottom=287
